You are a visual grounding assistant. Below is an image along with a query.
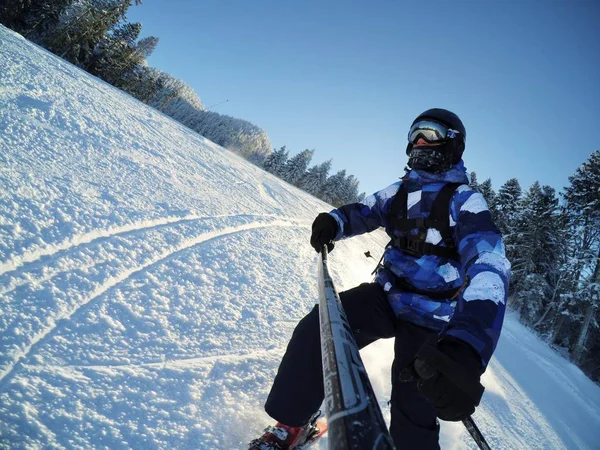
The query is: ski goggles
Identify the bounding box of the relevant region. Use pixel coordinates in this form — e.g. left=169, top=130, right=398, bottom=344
left=407, top=120, right=462, bottom=144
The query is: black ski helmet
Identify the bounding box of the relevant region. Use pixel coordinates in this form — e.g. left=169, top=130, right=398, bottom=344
left=406, top=108, right=467, bottom=172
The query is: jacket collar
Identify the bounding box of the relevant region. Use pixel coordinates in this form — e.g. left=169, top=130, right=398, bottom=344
left=404, top=160, right=469, bottom=185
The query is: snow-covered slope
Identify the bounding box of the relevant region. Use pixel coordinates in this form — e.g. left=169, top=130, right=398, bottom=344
left=1, top=25, right=599, bottom=449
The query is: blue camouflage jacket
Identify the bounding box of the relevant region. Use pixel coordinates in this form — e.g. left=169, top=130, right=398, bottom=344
left=329, top=161, right=511, bottom=367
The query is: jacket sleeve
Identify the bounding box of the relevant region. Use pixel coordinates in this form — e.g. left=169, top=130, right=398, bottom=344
left=328, top=182, right=400, bottom=240
left=441, top=186, right=511, bottom=368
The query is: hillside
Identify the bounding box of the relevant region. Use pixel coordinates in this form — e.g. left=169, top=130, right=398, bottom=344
left=1, top=25, right=599, bottom=449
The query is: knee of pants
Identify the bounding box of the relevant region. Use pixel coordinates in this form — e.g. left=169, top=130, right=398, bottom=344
left=390, top=372, right=438, bottom=430
left=389, top=399, right=440, bottom=450
left=391, top=381, right=437, bottom=420
left=338, top=283, right=396, bottom=340
left=389, top=376, right=439, bottom=449
left=293, top=305, right=320, bottom=336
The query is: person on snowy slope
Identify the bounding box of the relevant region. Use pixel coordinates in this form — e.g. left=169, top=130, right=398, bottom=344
left=249, top=108, right=511, bottom=450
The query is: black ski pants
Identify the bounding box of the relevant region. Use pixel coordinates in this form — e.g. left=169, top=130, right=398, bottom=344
left=264, top=282, right=441, bottom=449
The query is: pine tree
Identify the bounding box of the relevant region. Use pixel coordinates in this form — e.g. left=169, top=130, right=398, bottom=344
left=91, top=21, right=143, bottom=83
left=512, top=182, right=563, bottom=324
left=46, top=0, right=134, bottom=68
left=495, top=178, right=522, bottom=234
left=191, top=111, right=271, bottom=162
left=95, top=25, right=158, bottom=93
left=145, top=74, right=271, bottom=163
left=0, top=0, right=30, bottom=31
left=1, top=0, right=73, bottom=38
left=469, top=171, right=480, bottom=192
left=338, top=174, right=361, bottom=205
left=281, top=149, right=314, bottom=186
left=262, top=146, right=289, bottom=178
left=321, top=170, right=347, bottom=206
left=147, top=71, right=203, bottom=111
left=299, top=160, right=331, bottom=197
left=120, top=46, right=161, bottom=103
left=561, top=151, right=600, bottom=364
left=495, top=178, right=522, bottom=284
left=478, top=178, right=497, bottom=220
left=563, top=151, right=600, bottom=280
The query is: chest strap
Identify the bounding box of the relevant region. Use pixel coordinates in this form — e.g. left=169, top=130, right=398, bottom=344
left=388, top=182, right=461, bottom=260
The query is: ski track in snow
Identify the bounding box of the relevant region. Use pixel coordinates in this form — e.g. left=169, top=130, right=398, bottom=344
left=0, top=213, right=309, bottom=290
left=0, top=216, right=311, bottom=301
left=0, top=213, right=210, bottom=277
left=0, top=220, right=298, bottom=393
left=23, top=347, right=285, bottom=372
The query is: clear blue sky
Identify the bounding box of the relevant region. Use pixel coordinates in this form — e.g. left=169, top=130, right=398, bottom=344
left=129, top=0, right=600, bottom=198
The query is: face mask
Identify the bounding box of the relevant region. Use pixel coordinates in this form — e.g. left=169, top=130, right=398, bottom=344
left=407, top=143, right=454, bottom=173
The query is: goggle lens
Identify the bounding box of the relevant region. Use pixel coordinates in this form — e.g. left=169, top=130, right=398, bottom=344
left=408, top=120, right=459, bottom=144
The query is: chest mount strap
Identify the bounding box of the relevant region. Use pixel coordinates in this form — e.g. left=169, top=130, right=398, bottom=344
left=387, top=182, right=461, bottom=260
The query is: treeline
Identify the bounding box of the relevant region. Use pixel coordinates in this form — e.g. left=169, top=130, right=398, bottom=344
left=0, top=0, right=271, bottom=162
left=0, top=0, right=365, bottom=194
left=469, top=150, right=600, bottom=383
left=262, top=147, right=365, bottom=207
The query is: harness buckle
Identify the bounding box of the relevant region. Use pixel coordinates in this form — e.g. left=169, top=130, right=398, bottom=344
left=413, top=218, right=426, bottom=228
left=406, top=238, right=420, bottom=252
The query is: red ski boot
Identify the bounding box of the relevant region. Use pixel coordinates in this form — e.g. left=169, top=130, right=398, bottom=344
left=248, top=412, right=328, bottom=449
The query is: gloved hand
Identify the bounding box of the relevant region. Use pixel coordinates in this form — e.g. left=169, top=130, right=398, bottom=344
left=310, top=213, right=338, bottom=253
left=412, top=337, right=484, bottom=421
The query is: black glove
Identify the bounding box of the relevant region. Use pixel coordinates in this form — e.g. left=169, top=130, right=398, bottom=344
left=310, top=213, right=338, bottom=253
left=412, top=337, right=484, bottom=421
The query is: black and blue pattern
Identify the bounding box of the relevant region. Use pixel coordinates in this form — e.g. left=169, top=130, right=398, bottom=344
left=329, top=161, right=511, bottom=367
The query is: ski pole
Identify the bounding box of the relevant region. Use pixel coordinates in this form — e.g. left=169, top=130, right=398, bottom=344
left=462, top=416, right=491, bottom=450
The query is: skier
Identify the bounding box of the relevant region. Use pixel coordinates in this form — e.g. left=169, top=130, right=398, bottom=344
left=249, top=108, right=511, bottom=450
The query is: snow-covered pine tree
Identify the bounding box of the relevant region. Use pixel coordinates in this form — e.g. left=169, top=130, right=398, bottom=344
left=109, top=34, right=159, bottom=89
left=337, top=174, right=361, bottom=205
left=533, top=198, right=573, bottom=336
left=47, top=0, right=135, bottom=69
left=281, top=149, right=314, bottom=186
left=1, top=0, right=158, bottom=100
left=136, top=35, right=159, bottom=59
left=512, top=182, right=563, bottom=324
left=146, top=71, right=205, bottom=119
left=561, top=150, right=600, bottom=365
left=0, top=0, right=73, bottom=39
left=298, top=160, right=331, bottom=197
left=125, top=65, right=162, bottom=104
left=321, top=169, right=347, bottom=207
left=92, top=21, right=145, bottom=84
left=348, top=175, right=364, bottom=203
left=495, top=178, right=522, bottom=235
left=469, top=171, right=480, bottom=192
left=119, top=39, right=160, bottom=103
left=495, top=178, right=523, bottom=293
left=144, top=74, right=271, bottom=163
left=479, top=178, right=497, bottom=220
left=262, top=147, right=289, bottom=178
left=193, top=111, right=272, bottom=163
